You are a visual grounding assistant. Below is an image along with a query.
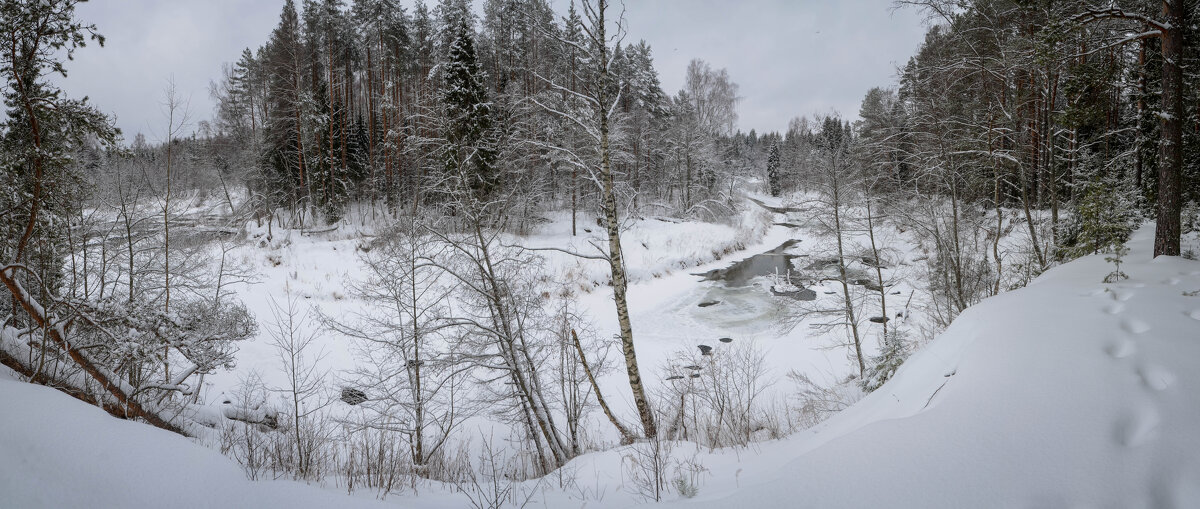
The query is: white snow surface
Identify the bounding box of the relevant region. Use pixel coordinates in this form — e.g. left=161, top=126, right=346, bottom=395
left=3, top=220, right=1200, bottom=508
left=660, top=225, right=1200, bottom=508
left=0, top=372, right=388, bottom=509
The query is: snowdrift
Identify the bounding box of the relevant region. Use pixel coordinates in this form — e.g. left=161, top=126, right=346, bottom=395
left=666, top=225, right=1200, bottom=508
left=0, top=375, right=386, bottom=508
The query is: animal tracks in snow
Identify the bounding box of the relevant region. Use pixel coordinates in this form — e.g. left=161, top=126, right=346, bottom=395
left=1106, top=338, right=1137, bottom=359
left=1120, top=318, right=1151, bottom=335
left=1110, top=364, right=1173, bottom=449
left=1114, top=407, right=1161, bottom=447
left=1137, top=364, right=1176, bottom=392
left=1092, top=269, right=1196, bottom=452
left=1111, top=290, right=1135, bottom=302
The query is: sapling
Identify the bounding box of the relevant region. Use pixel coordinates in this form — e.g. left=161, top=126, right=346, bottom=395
left=1103, top=244, right=1130, bottom=283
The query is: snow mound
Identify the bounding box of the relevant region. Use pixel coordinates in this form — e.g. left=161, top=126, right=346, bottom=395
left=0, top=374, right=386, bottom=508
left=668, top=225, right=1200, bottom=508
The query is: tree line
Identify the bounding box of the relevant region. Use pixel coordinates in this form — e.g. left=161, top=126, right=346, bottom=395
left=210, top=0, right=745, bottom=231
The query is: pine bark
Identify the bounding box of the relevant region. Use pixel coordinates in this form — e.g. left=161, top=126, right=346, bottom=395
left=1154, top=0, right=1184, bottom=257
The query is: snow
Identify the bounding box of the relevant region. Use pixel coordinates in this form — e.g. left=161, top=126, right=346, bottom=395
left=4, top=206, right=1199, bottom=507
left=0, top=371, right=387, bottom=509
left=202, top=197, right=792, bottom=428
left=648, top=225, right=1200, bottom=508
left=523, top=205, right=773, bottom=289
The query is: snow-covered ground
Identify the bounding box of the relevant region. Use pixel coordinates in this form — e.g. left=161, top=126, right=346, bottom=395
left=205, top=203, right=781, bottom=401
left=203, top=193, right=920, bottom=448
left=5, top=205, right=1199, bottom=507
left=658, top=224, right=1200, bottom=508
left=0, top=369, right=393, bottom=509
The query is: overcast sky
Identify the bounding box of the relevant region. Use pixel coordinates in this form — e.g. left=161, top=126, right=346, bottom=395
left=57, top=0, right=928, bottom=141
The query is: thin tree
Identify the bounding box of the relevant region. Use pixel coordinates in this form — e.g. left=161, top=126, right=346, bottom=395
left=531, top=0, right=657, bottom=439
left=265, top=284, right=330, bottom=479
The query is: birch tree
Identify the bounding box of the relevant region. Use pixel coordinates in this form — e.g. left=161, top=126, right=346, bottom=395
left=532, top=0, right=657, bottom=438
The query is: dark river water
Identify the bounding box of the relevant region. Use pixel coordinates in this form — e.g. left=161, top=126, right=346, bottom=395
left=699, top=240, right=803, bottom=287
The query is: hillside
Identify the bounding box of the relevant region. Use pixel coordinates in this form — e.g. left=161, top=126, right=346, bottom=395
left=5, top=226, right=1197, bottom=508
left=0, top=373, right=386, bottom=509
left=3, top=1, right=1200, bottom=508
left=663, top=225, right=1200, bottom=508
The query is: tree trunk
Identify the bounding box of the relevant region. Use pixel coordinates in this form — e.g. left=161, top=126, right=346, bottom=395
left=594, top=0, right=655, bottom=438
left=571, top=329, right=635, bottom=444
left=1154, top=0, right=1184, bottom=257
left=1136, top=39, right=1146, bottom=190
left=864, top=198, right=888, bottom=339
left=0, top=266, right=189, bottom=437
left=831, top=172, right=864, bottom=377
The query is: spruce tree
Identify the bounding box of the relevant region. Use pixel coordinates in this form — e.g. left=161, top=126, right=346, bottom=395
left=262, top=0, right=307, bottom=217
left=766, top=142, right=782, bottom=197
left=861, top=328, right=910, bottom=393
left=442, top=19, right=498, bottom=203
left=310, top=76, right=350, bottom=222
left=1056, top=152, right=1143, bottom=261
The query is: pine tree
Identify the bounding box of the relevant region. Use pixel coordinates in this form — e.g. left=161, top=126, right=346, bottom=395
left=261, top=0, right=308, bottom=219
left=0, top=0, right=119, bottom=313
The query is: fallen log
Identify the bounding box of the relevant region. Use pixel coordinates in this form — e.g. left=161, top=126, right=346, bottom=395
left=0, top=343, right=130, bottom=418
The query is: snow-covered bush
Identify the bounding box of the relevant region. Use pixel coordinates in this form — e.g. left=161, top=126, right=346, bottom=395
left=217, top=374, right=274, bottom=480
left=860, top=327, right=911, bottom=393
left=623, top=435, right=674, bottom=502
left=787, top=371, right=863, bottom=430
left=74, top=296, right=256, bottom=399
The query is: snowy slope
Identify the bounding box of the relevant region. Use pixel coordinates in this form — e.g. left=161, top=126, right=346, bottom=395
left=0, top=373, right=389, bottom=509
left=658, top=225, right=1200, bottom=508
left=3, top=222, right=1198, bottom=508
